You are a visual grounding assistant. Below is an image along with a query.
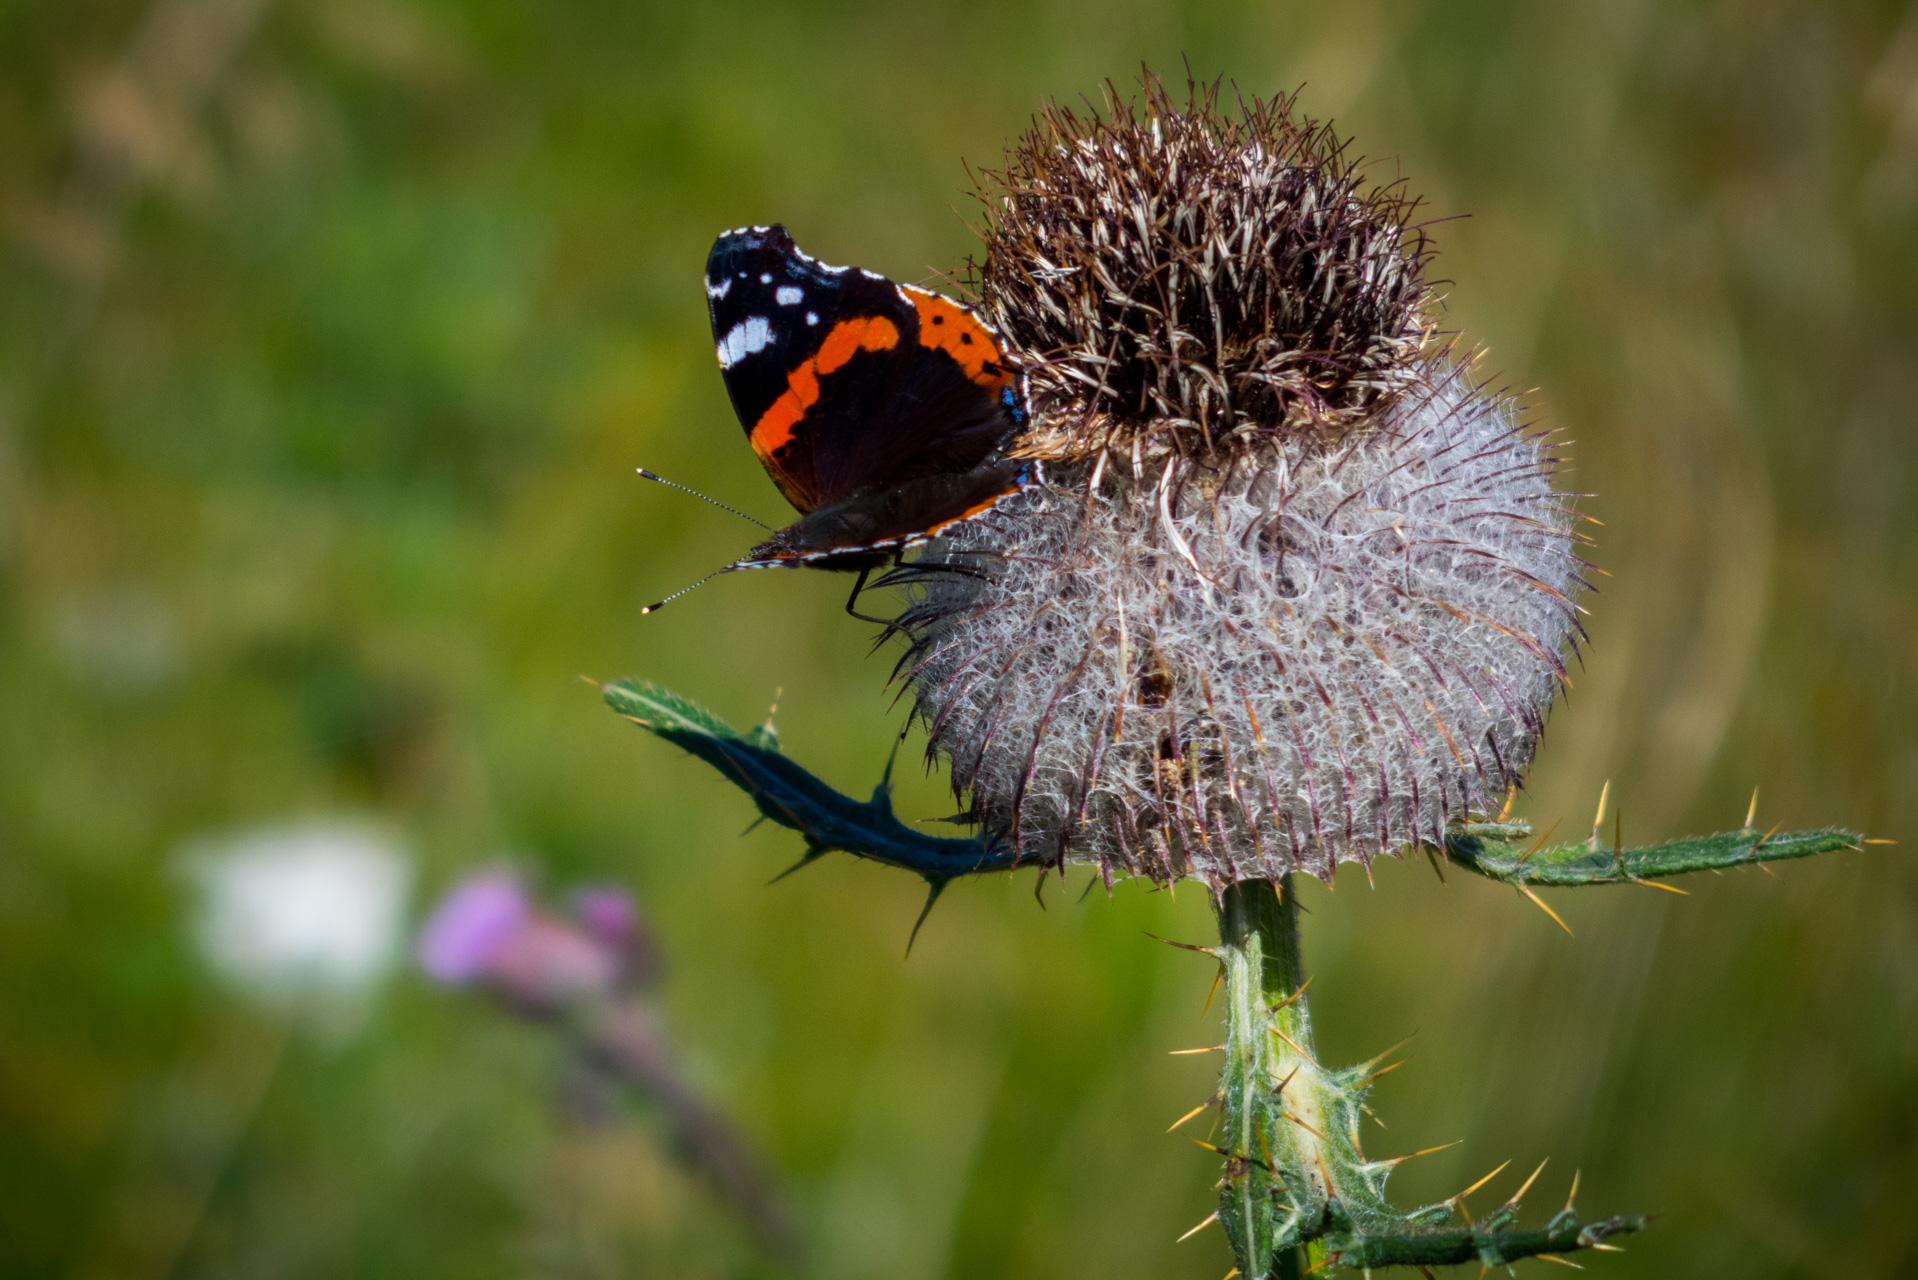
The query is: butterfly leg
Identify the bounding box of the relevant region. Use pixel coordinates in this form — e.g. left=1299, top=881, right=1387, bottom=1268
left=845, top=567, right=892, bottom=625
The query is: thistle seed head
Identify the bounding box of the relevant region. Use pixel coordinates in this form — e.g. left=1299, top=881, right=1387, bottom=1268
left=971, top=74, right=1433, bottom=455
left=899, top=366, right=1584, bottom=884
left=893, top=75, right=1588, bottom=886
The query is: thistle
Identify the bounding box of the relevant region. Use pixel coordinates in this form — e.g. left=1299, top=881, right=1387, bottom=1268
left=606, top=69, right=1870, bottom=1279
left=897, top=76, right=1584, bottom=884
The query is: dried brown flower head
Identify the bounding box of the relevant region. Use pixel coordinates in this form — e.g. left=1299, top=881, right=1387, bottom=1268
left=972, top=76, right=1433, bottom=454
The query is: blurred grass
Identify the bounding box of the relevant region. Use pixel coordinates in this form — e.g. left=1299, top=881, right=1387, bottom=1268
left=1, top=1, right=1914, bottom=1277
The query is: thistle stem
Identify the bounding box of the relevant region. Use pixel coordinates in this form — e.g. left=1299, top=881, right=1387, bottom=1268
left=1215, top=876, right=1328, bottom=1278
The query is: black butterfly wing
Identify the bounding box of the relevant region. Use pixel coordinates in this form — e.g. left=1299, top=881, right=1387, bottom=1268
left=707, top=225, right=901, bottom=511
left=706, top=226, right=1023, bottom=515
left=806, top=284, right=1023, bottom=502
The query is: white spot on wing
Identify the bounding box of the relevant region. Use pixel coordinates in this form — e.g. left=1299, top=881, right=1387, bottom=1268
left=775, top=286, right=804, bottom=306
left=705, top=277, right=732, bottom=300
left=805, top=312, right=818, bottom=326
left=759, top=273, right=773, bottom=284
left=716, top=316, right=774, bottom=369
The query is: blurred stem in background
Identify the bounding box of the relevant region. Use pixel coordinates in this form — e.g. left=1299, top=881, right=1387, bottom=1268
left=69, top=1019, right=289, bottom=1280
left=418, top=872, right=804, bottom=1270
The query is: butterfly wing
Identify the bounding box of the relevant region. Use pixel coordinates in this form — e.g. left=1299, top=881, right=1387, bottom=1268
left=705, top=225, right=1024, bottom=516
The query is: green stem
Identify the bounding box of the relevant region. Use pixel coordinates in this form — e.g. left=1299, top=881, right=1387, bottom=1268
left=1209, top=877, right=1651, bottom=1275
left=1215, top=877, right=1331, bottom=1278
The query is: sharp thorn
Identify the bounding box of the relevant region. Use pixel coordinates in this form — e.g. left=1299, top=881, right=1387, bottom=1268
left=1563, top=1169, right=1581, bottom=1215
left=1518, top=818, right=1562, bottom=865
left=1313, top=1145, right=1338, bottom=1203
left=1271, top=1027, right=1320, bottom=1066
left=1628, top=876, right=1688, bottom=895
left=1202, top=962, right=1225, bottom=1015
left=1355, top=1058, right=1408, bottom=1089
left=1144, top=932, right=1220, bottom=956
left=1176, top=1211, right=1221, bottom=1243
left=1278, top=1109, right=1329, bottom=1143
left=1519, top=885, right=1574, bottom=935
left=1169, top=1045, right=1226, bottom=1056
left=1743, top=787, right=1759, bottom=831
left=766, top=852, right=822, bottom=885
left=1377, top=1140, right=1461, bottom=1170
left=1256, top=1125, right=1279, bottom=1181
left=1269, top=975, right=1313, bottom=1014
left=1190, top=1138, right=1225, bottom=1155
left=1356, top=1032, right=1413, bottom=1072
left=1275, top=1064, right=1302, bottom=1099
left=1167, top=1095, right=1219, bottom=1132
left=1588, top=780, right=1611, bottom=846
left=904, top=878, right=947, bottom=957
left=1753, top=819, right=1782, bottom=851
left=1536, top=1255, right=1584, bottom=1269
left=1450, top=1158, right=1512, bottom=1206
left=1500, top=1158, right=1548, bottom=1212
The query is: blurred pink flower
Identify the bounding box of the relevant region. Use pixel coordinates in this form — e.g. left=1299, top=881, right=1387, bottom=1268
left=417, top=872, right=529, bottom=984
left=419, top=871, right=626, bottom=1007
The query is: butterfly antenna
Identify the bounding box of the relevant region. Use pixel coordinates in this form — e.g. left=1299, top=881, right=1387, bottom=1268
left=636, top=467, right=772, bottom=530
left=641, top=566, right=729, bottom=615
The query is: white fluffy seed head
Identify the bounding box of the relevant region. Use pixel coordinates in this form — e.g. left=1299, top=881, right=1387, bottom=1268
left=899, top=365, right=1584, bottom=884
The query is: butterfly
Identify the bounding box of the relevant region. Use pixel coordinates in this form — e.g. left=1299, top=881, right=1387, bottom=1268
left=684, top=224, right=1039, bottom=618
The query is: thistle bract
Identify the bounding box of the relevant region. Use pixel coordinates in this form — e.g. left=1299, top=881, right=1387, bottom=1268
left=897, top=79, right=1587, bottom=883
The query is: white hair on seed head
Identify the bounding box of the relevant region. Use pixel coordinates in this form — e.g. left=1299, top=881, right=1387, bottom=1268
left=898, top=362, right=1583, bottom=884
left=881, top=73, right=1587, bottom=886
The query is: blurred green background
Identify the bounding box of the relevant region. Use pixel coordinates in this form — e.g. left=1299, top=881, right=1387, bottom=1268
left=3, top=1, right=1914, bottom=1276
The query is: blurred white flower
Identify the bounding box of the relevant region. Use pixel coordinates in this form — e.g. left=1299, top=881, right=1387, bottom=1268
left=184, top=817, right=412, bottom=1031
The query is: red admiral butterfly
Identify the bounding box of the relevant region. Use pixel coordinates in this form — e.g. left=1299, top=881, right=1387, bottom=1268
left=644, top=225, right=1038, bottom=618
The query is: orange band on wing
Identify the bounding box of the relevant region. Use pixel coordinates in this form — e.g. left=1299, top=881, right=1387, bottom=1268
left=750, top=316, right=901, bottom=503
left=906, top=289, right=1013, bottom=391
left=926, top=489, right=1017, bottom=535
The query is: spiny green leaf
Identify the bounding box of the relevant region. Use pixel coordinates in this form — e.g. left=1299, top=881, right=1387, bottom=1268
left=1445, top=824, right=1863, bottom=887
left=601, top=678, right=1018, bottom=881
